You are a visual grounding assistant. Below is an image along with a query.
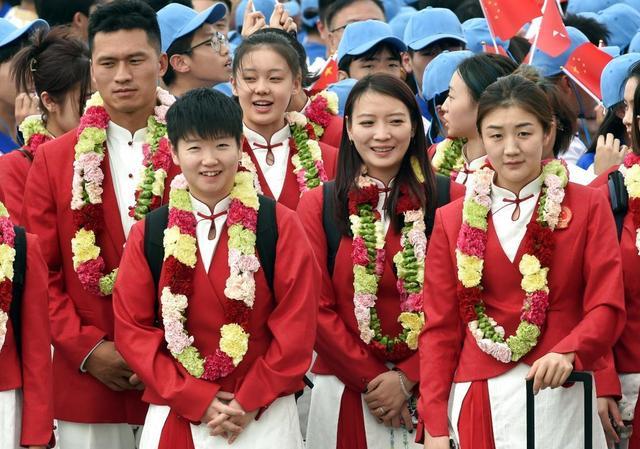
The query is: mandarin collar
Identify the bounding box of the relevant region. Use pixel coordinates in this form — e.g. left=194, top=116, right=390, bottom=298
left=491, top=173, right=543, bottom=203
left=243, top=123, right=290, bottom=147
left=107, top=121, right=146, bottom=143
left=189, top=193, right=231, bottom=216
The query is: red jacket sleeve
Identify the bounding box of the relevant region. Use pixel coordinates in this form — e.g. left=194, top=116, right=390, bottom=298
left=22, top=149, right=106, bottom=370
left=112, top=222, right=219, bottom=422
left=418, top=208, right=463, bottom=438
left=297, top=189, right=388, bottom=392
left=20, top=234, right=55, bottom=446
left=550, top=189, right=626, bottom=368
left=235, top=206, right=318, bottom=412
left=594, top=351, right=622, bottom=399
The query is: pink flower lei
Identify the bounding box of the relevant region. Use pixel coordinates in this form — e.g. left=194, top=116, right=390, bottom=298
left=0, top=202, right=16, bottom=352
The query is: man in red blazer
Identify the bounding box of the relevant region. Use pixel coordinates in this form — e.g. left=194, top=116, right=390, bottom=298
left=22, top=1, right=179, bottom=448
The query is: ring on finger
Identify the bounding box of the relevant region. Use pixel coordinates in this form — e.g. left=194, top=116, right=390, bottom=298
left=377, top=406, right=385, bottom=416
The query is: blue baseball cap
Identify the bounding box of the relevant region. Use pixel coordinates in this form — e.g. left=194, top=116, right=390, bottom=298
left=595, top=4, right=640, bottom=50
left=337, top=20, right=407, bottom=65
left=630, top=31, right=640, bottom=53
left=623, top=0, right=640, bottom=10
left=158, top=3, right=228, bottom=53
left=531, top=27, right=590, bottom=77
left=462, top=18, right=509, bottom=54
left=600, top=53, right=640, bottom=108
left=389, top=11, right=414, bottom=40
left=404, top=7, right=466, bottom=51
left=283, top=1, right=300, bottom=18
left=301, top=0, right=319, bottom=27
left=0, top=17, right=48, bottom=48
left=422, top=50, right=473, bottom=101
left=326, top=78, right=358, bottom=116
left=235, top=0, right=276, bottom=31
left=383, top=0, right=401, bottom=21
left=567, top=0, right=617, bottom=14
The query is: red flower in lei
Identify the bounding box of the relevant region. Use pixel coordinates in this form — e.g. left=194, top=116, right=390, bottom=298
left=24, top=132, right=52, bottom=156
left=348, top=184, right=379, bottom=215
left=305, top=95, right=332, bottom=128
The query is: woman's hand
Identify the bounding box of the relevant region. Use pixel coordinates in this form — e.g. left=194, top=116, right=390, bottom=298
left=364, top=371, right=409, bottom=421
left=269, top=3, right=297, bottom=35
left=594, top=133, right=629, bottom=175
left=424, top=432, right=451, bottom=449
left=525, top=352, right=575, bottom=394
left=15, top=92, right=39, bottom=130
left=208, top=398, right=258, bottom=443
left=597, top=397, right=623, bottom=447
left=240, top=0, right=266, bottom=38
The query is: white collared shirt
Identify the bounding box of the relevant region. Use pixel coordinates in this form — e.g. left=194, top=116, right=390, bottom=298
left=243, top=124, right=291, bottom=199
left=490, top=175, right=543, bottom=262
left=106, top=121, right=146, bottom=237
left=567, top=162, right=596, bottom=185
left=370, top=177, right=394, bottom=235
left=190, top=193, right=231, bottom=272
left=560, top=135, right=588, bottom=166
left=455, top=153, right=488, bottom=186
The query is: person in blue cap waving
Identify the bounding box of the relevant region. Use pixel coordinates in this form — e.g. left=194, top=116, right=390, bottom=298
left=157, top=2, right=230, bottom=98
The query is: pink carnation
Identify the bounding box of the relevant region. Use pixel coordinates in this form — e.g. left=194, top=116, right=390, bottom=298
left=237, top=254, right=260, bottom=273
left=227, top=200, right=257, bottom=231
left=352, top=237, right=369, bottom=266
left=456, top=223, right=487, bottom=257
left=76, top=258, right=106, bottom=295
left=624, top=152, right=640, bottom=168
left=396, top=279, right=407, bottom=295
left=151, top=138, right=173, bottom=171
left=314, top=160, right=328, bottom=182
left=354, top=292, right=376, bottom=308
left=544, top=174, right=561, bottom=190
left=154, top=105, right=169, bottom=124
left=354, top=305, right=371, bottom=324
left=375, top=249, right=386, bottom=276
left=202, top=350, right=235, bottom=381
left=0, top=218, right=15, bottom=246
left=306, top=96, right=332, bottom=127
left=170, top=174, right=189, bottom=190
left=78, top=106, right=110, bottom=134
left=402, top=293, right=423, bottom=312
left=163, top=320, right=192, bottom=354
left=168, top=209, right=196, bottom=235
left=295, top=169, right=309, bottom=192
left=521, top=291, right=549, bottom=327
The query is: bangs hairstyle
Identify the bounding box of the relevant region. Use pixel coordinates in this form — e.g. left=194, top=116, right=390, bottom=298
left=476, top=74, right=553, bottom=136
left=166, top=88, right=243, bottom=147
left=334, top=73, right=436, bottom=235
left=338, top=41, right=402, bottom=74
left=88, top=0, right=161, bottom=53
left=232, top=29, right=301, bottom=80
left=457, top=53, right=518, bottom=102
left=12, top=26, right=91, bottom=121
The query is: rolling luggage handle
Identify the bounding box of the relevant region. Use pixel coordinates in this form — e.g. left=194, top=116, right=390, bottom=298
left=526, top=371, right=593, bottom=449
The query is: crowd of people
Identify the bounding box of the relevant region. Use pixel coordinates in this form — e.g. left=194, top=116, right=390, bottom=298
left=0, top=0, right=639, bottom=449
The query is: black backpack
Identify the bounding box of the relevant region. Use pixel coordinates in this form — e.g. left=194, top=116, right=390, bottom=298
left=143, top=195, right=278, bottom=296
left=8, top=226, right=27, bottom=357
left=608, top=170, right=628, bottom=241
left=322, top=174, right=452, bottom=275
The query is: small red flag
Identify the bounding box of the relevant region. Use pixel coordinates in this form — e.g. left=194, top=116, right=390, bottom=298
left=535, top=0, right=570, bottom=57
left=479, top=0, right=541, bottom=41
left=310, top=57, right=339, bottom=93
left=482, top=42, right=509, bottom=57
left=562, top=42, right=613, bottom=100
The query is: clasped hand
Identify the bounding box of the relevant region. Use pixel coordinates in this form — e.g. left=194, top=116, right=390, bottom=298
left=203, top=391, right=258, bottom=444
left=364, top=370, right=416, bottom=431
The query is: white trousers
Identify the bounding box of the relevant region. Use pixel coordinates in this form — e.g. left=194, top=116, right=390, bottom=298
left=57, top=420, right=141, bottom=449
left=0, top=389, right=21, bottom=449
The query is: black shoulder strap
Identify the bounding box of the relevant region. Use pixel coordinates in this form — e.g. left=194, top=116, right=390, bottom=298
left=256, top=195, right=278, bottom=293
left=10, top=226, right=26, bottom=357
left=144, top=204, right=169, bottom=292
left=322, top=181, right=341, bottom=277
left=425, top=174, right=451, bottom=237
left=608, top=170, right=628, bottom=242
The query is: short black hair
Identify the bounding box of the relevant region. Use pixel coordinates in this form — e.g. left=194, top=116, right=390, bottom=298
left=88, top=0, right=161, bottom=53
left=322, top=0, right=384, bottom=29
left=233, top=28, right=302, bottom=80
left=457, top=53, right=518, bottom=101
left=144, top=0, right=192, bottom=12
left=162, top=30, right=196, bottom=87
left=167, top=87, right=243, bottom=147
left=0, top=34, right=30, bottom=64
left=34, top=0, right=96, bottom=26
left=407, top=38, right=465, bottom=56
left=338, top=41, right=401, bottom=75
left=563, top=13, right=610, bottom=46
left=454, top=0, right=484, bottom=22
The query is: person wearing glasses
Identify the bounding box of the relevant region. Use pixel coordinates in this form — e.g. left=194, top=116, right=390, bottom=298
left=157, top=2, right=231, bottom=98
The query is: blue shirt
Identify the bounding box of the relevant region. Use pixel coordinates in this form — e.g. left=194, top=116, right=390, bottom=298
left=576, top=152, right=595, bottom=170
left=416, top=94, right=432, bottom=121
left=0, top=130, right=18, bottom=154
left=303, top=40, right=326, bottom=63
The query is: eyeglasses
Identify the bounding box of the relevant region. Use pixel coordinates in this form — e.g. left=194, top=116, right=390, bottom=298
left=190, top=31, right=228, bottom=54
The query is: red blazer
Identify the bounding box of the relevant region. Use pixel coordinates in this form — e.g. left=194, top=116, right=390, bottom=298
left=0, top=150, right=32, bottom=225
left=245, top=141, right=338, bottom=210
left=297, top=181, right=463, bottom=392
left=22, top=128, right=180, bottom=424
left=418, top=182, right=626, bottom=437
left=319, top=114, right=343, bottom=149
left=0, top=233, right=54, bottom=446
left=113, top=203, right=318, bottom=421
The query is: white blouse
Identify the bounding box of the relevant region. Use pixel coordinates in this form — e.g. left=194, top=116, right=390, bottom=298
left=455, top=154, right=488, bottom=186
left=244, top=124, right=291, bottom=200
left=190, top=193, right=231, bottom=272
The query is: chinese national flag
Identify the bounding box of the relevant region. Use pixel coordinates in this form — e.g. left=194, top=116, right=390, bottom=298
left=482, top=42, right=509, bottom=57
left=480, top=0, right=541, bottom=41
left=310, top=56, right=339, bottom=93
left=562, top=43, right=613, bottom=100
left=535, top=0, right=570, bottom=57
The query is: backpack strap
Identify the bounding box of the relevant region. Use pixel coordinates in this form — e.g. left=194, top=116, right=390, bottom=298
left=608, top=170, right=628, bottom=242
left=9, top=226, right=27, bottom=357
left=426, top=174, right=451, bottom=237
left=322, top=181, right=341, bottom=277
left=255, top=195, right=278, bottom=293
left=144, top=204, right=169, bottom=294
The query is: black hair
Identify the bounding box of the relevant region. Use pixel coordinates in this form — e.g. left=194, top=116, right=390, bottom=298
left=335, top=74, right=436, bottom=235
left=338, top=41, right=402, bottom=76
left=166, top=87, right=243, bottom=147
left=12, top=26, right=91, bottom=123
left=322, top=0, right=384, bottom=29
left=232, top=28, right=301, bottom=80
left=162, top=29, right=196, bottom=87
left=253, top=27, right=319, bottom=88
left=419, top=0, right=459, bottom=8
left=144, top=0, right=192, bottom=11
left=563, top=13, right=610, bottom=46
left=457, top=53, right=518, bottom=102
left=0, top=33, right=31, bottom=64
left=407, top=38, right=465, bottom=56
left=426, top=91, right=448, bottom=143
left=454, top=0, right=484, bottom=22
left=88, top=0, right=161, bottom=53
left=586, top=106, right=627, bottom=155
left=34, top=0, right=96, bottom=26
left=507, top=36, right=532, bottom=64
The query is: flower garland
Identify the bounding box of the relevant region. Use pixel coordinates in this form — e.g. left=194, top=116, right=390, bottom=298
left=304, top=90, right=339, bottom=139
left=349, top=172, right=426, bottom=361
left=431, top=137, right=466, bottom=178
left=19, top=115, right=53, bottom=157
left=70, top=88, right=174, bottom=296
left=286, top=111, right=329, bottom=192
left=456, top=160, right=568, bottom=363
left=621, top=152, right=640, bottom=254
left=0, top=202, right=16, bottom=352
left=160, top=167, right=260, bottom=381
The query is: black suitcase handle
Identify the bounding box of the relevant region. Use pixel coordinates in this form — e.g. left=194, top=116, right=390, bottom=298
left=526, top=371, right=592, bottom=449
